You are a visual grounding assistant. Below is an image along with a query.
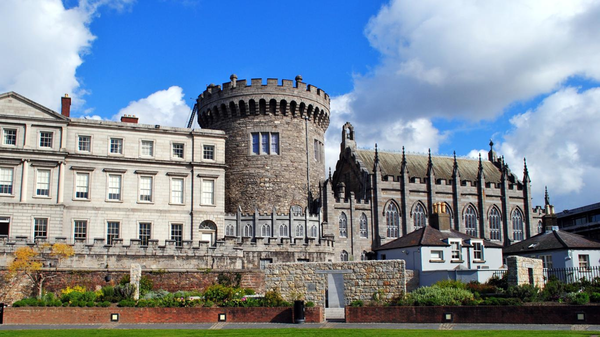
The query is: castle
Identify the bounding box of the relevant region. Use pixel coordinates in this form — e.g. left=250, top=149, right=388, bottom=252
left=0, top=76, right=544, bottom=270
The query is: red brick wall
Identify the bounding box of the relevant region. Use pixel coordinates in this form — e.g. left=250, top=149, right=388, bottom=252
left=346, top=306, right=600, bottom=324
left=4, top=306, right=323, bottom=325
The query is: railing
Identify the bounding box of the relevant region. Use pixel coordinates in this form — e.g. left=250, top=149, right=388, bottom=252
left=544, top=266, right=600, bottom=283
left=492, top=270, right=507, bottom=279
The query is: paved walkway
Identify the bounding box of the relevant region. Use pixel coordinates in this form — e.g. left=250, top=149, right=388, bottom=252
left=1, top=323, right=599, bottom=331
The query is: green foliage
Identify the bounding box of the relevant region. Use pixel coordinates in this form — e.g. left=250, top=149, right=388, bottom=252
left=99, top=286, right=118, bottom=303
left=305, top=301, right=315, bottom=308
left=487, top=273, right=509, bottom=290
left=118, top=299, right=136, bottom=307
left=403, top=285, right=475, bottom=306
left=139, top=276, right=154, bottom=296
left=590, top=292, right=600, bottom=303
left=507, top=284, right=540, bottom=302
left=481, top=297, right=522, bottom=306
left=114, top=284, right=136, bottom=300
left=434, top=279, right=466, bottom=289
left=216, top=272, right=242, bottom=288
left=466, top=281, right=497, bottom=294
left=263, top=290, right=290, bottom=307
left=203, top=284, right=236, bottom=304
left=564, top=292, right=590, bottom=305
left=350, top=300, right=364, bottom=307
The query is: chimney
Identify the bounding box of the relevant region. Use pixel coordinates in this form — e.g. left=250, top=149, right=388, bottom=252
left=430, top=202, right=451, bottom=232
left=120, top=115, right=139, bottom=124
left=61, top=94, right=71, bottom=117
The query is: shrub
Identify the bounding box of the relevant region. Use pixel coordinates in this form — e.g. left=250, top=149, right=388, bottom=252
left=263, top=290, right=288, bottom=307
left=139, top=276, right=154, bottom=296
left=118, top=299, right=136, bottom=307
left=590, top=292, right=600, bottom=303
left=481, top=297, right=522, bottom=306
left=100, top=286, right=117, bottom=303
left=507, top=284, right=540, bottom=302
left=143, top=289, right=170, bottom=300
left=566, top=292, right=590, bottom=305
left=404, top=285, right=475, bottom=306
left=350, top=300, right=364, bottom=307
left=114, top=284, right=136, bottom=300
left=466, top=281, right=497, bottom=294
left=435, top=279, right=467, bottom=289
left=487, top=273, right=509, bottom=291
left=204, top=284, right=236, bottom=305
left=61, top=286, right=86, bottom=296
left=305, top=301, right=315, bottom=308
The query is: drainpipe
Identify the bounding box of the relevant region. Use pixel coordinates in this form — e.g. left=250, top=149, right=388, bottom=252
left=190, top=131, right=195, bottom=241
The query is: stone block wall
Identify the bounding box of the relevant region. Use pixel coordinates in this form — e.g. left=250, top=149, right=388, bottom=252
left=506, top=255, right=544, bottom=287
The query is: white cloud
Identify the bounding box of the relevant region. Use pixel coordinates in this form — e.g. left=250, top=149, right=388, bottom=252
left=114, top=86, right=191, bottom=127
left=499, top=87, right=600, bottom=210
left=0, top=0, right=134, bottom=111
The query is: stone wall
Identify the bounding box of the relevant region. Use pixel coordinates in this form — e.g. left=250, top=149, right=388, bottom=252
left=506, top=255, right=544, bottom=287
left=264, top=260, right=407, bottom=307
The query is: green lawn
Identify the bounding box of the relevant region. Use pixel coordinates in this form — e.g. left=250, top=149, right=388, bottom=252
left=0, top=330, right=598, bottom=337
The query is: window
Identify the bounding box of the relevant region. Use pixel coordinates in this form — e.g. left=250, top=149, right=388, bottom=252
left=141, top=140, right=154, bottom=157
left=108, top=174, right=122, bottom=201
left=226, top=224, right=235, bottom=236
left=431, top=250, right=443, bottom=261
left=107, top=221, right=120, bottom=245
left=251, top=132, right=279, bottom=155
left=0, top=217, right=9, bottom=236
left=171, top=224, right=183, bottom=247
left=472, top=241, right=484, bottom=261
left=445, top=203, right=454, bottom=229
left=3, top=128, right=16, bottom=146
left=339, top=213, right=348, bottom=238
left=512, top=209, right=524, bottom=241
left=361, top=251, right=367, bottom=261
left=34, top=218, right=48, bottom=238
left=203, top=145, right=215, bottom=160
left=139, top=176, right=153, bottom=202
left=171, top=178, right=184, bottom=204
left=340, top=250, right=349, bottom=261
left=261, top=224, right=271, bottom=238
left=75, top=173, right=89, bottom=199
left=260, top=258, right=273, bottom=270
left=413, top=203, right=426, bottom=230
left=0, top=168, right=13, bottom=195
left=172, top=143, right=184, bottom=159
left=313, top=139, right=323, bottom=162
left=489, top=207, right=502, bottom=241
left=139, top=222, right=151, bottom=246
left=78, top=135, right=91, bottom=152
left=39, top=131, right=53, bottom=148
left=450, top=240, right=462, bottom=261
left=110, top=138, right=123, bottom=154
left=540, top=255, right=553, bottom=269
left=243, top=224, right=253, bottom=237
left=74, top=220, right=87, bottom=240
left=36, top=169, right=50, bottom=197
left=295, top=223, right=304, bottom=237
left=537, top=220, right=543, bottom=234
left=279, top=224, right=289, bottom=237
left=579, top=254, right=590, bottom=270
left=465, top=205, right=478, bottom=237
left=310, top=225, right=318, bottom=238
left=201, top=179, right=214, bottom=205
left=359, top=214, right=368, bottom=238
left=386, top=202, right=400, bottom=238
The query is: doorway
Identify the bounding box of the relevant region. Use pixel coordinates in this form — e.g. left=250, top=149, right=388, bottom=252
left=325, top=272, right=346, bottom=321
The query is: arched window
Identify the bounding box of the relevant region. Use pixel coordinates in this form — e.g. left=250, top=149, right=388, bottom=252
left=243, top=224, right=253, bottom=237
left=445, top=203, right=454, bottom=229
left=413, top=203, right=426, bottom=230
left=279, top=224, right=289, bottom=237
left=361, top=251, right=367, bottom=261
left=339, top=213, right=348, bottom=238
left=295, top=223, right=304, bottom=237
left=386, top=203, right=400, bottom=238
left=537, top=220, right=543, bottom=234
left=261, top=224, right=271, bottom=238
left=310, top=225, right=318, bottom=238
left=359, top=213, right=368, bottom=238
left=225, top=224, right=235, bottom=236
left=465, top=205, right=478, bottom=237
left=512, top=209, right=524, bottom=241
left=489, top=207, right=501, bottom=241
left=340, top=250, right=349, bottom=261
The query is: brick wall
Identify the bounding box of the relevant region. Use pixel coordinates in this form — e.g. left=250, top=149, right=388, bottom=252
left=3, top=306, right=323, bottom=324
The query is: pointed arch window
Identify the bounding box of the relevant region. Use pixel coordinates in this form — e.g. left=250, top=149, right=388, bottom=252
left=295, top=223, right=304, bottom=237
left=489, top=207, right=501, bottom=241
left=261, top=224, right=271, bottom=238
left=445, top=203, right=454, bottom=229
left=359, top=214, right=368, bottom=238
left=226, top=224, right=235, bottom=236
left=386, top=202, right=400, bottom=238
left=465, top=205, right=478, bottom=237
left=279, top=224, right=289, bottom=237
left=243, top=224, right=253, bottom=238
left=339, top=213, right=348, bottom=238
left=310, top=225, right=318, bottom=238
left=512, top=209, right=524, bottom=241
left=413, top=203, right=426, bottom=230
left=340, top=250, right=349, bottom=261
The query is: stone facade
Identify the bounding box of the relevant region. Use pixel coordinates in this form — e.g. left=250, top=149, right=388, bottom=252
left=506, top=255, right=544, bottom=287
left=264, top=260, right=412, bottom=307
left=196, top=76, right=330, bottom=213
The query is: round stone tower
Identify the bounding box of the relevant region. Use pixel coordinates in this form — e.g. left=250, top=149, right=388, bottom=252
left=197, top=75, right=330, bottom=213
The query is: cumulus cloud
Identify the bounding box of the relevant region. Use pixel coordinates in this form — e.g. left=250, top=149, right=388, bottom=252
left=0, top=0, right=134, bottom=111
left=114, top=86, right=191, bottom=127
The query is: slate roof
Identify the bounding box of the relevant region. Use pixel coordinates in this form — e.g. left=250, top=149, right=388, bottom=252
left=374, top=226, right=503, bottom=251
left=503, top=230, right=600, bottom=255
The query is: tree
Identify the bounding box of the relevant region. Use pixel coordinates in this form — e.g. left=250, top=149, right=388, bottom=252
left=8, top=243, right=75, bottom=298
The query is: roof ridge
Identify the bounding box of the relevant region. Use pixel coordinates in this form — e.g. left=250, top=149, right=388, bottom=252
left=553, top=230, right=569, bottom=248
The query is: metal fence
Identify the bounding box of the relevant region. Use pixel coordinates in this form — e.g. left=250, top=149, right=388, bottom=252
left=544, top=266, right=600, bottom=283
left=492, top=270, right=507, bottom=279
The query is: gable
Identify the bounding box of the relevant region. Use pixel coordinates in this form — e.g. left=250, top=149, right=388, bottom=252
left=0, top=92, right=67, bottom=122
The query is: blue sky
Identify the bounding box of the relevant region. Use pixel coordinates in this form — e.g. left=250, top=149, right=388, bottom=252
left=3, top=0, right=600, bottom=211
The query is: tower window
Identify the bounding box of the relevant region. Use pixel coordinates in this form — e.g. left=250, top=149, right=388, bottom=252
left=251, top=132, right=279, bottom=155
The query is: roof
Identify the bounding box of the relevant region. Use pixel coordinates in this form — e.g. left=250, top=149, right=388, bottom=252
left=503, top=230, right=600, bottom=255
left=354, top=149, right=507, bottom=183
left=556, top=201, right=600, bottom=219
left=374, top=226, right=503, bottom=251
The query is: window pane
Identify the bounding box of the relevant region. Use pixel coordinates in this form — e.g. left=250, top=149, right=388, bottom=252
left=203, top=145, right=215, bottom=160
left=140, top=176, right=153, bottom=202
left=0, top=168, right=13, bottom=194
left=172, top=143, right=184, bottom=158
left=74, top=220, right=87, bottom=240
left=75, top=173, right=89, bottom=199
left=251, top=133, right=259, bottom=154
left=171, top=178, right=184, bottom=204
left=110, top=138, right=123, bottom=154
left=40, top=132, right=53, bottom=148
left=4, top=129, right=17, bottom=145
left=78, top=135, right=91, bottom=152
left=171, top=224, right=183, bottom=247
left=202, top=180, right=214, bottom=205
left=139, top=223, right=151, bottom=246
left=141, top=140, right=154, bottom=156
left=34, top=218, right=48, bottom=238
left=108, top=175, right=121, bottom=200
left=261, top=133, right=269, bottom=154
left=107, top=222, right=120, bottom=245
left=271, top=133, right=279, bottom=155
left=36, top=170, right=50, bottom=196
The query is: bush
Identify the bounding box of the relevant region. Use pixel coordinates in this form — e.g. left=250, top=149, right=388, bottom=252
left=98, top=301, right=111, bottom=307
left=114, top=284, right=136, bottom=300
left=435, top=279, right=467, bottom=289
left=350, top=300, right=364, bottom=307
left=305, top=301, right=315, bottom=308
left=100, top=286, right=117, bottom=303
left=466, top=281, right=497, bottom=294
left=507, top=284, right=540, bottom=302
left=204, top=284, right=236, bottom=305
left=487, top=273, right=509, bottom=291
left=403, top=285, right=475, bottom=306
left=118, top=299, right=136, bottom=307
left=590, top=292, right=600, bottom=303
left=481, top=297, right=522, bottom=306
left=565, top=292, right=590, bottom=305
left=263, top=290, right=289, bottom=307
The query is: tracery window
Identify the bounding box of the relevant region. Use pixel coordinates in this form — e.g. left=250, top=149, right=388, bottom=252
left=512, top=209, right=524, bottom=241
left=386, top=202, right=400, bottom=238
left=489, top=207, right=501, bottom=241
left=413, top=203, right=426, bottom=230
left=340, top=250, right=349, bottom=261
left=359, top=213, right=368, bottom=238
left=339, top=213, right=348, bottom=238
left=465, top=205, right=478, bottom=237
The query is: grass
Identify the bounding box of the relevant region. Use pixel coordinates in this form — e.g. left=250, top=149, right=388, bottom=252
left=0, top=330, right=598, bottom=337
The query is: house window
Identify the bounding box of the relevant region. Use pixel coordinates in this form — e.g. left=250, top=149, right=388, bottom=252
left=512, top=209, right=524, bottom=241
left=0, top=217, right=10, bottom=236
left=251, top=132, right=279, bottom=155
left=107, top=221, right=120, bottom=245
left=450, top=240, right=462, bottom=261
left=110, top=138, right=123, bottom=154
left=339, top=213, right=348, bottom=238
left=0, top=167, right=13, bottom=195
left=78, top=135, right=91, bottom=152
left=141, top=140, right=154, bottom=157
left=579, top=254, right=590, bottom=270
left=201, top=179, right=214, bottom=205
left=139, top=176, right=153, bottom=202
left=171, top=223, right=183, bottom=247
left=36, top=169, right=50, bottom=197
left=359, top=213, right=368, bottom=238
left=75, top=173, right=90, bottom=199
left=386, top=202, right=400, bottom=238
left=279, top=224, right=289, bottom=237
left=243, top=224, right=253, bottom=237
left=171, top=178, right=184, bottom=204
left=3, top=128, right=17, bottom=146
left=340, top=250, right=349, bottom=261
left=465, top=205, right=478, bottom=237
left=261, top=224, right=271, bottom=238
left=310, top=225, right=318, bottom=237
left=74, top=220, right=87, bottom=240
left=540, top=255, right=553, bottom=269
left=203, top=145, right=215, bottom=160
left=489, top=207, right=501, bottom=241
left=107, top=174, right=122, bottom=201
left=413, top=203, right=426, bottom=230
left=172, top=143, right=184, bottom=159
left=431, top=250, right=443, bottom=261
left=139, top=222, right=151, bottom=246
left=295, top=223, right=304, bottom=237
left=226, top=224, right=235, bottom=236
left=39, top=131, right=53, bottom=148
left=472, top=242, right=484, bottom=261
left=34, top=218, right=48, bottom=238
left=260, top=258, right=273, bottom=270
